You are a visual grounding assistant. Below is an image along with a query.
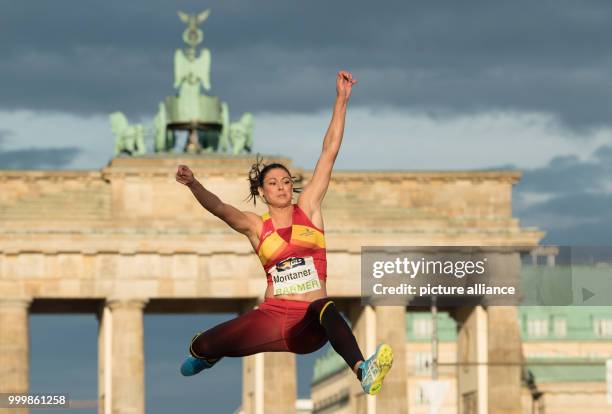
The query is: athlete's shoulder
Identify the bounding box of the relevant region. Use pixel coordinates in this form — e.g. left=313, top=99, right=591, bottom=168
left=294, top=201, right=312, bottom=217
left=237, top=211, right=263, bottom=238
left=294, top=202, right=324, bottom=232
left=243, top=210, right=264, bottom=224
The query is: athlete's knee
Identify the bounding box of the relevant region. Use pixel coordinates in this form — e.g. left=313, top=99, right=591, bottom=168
left=311, top=298, right=337, bottom=324
left=189, top=331, right=212, bottom=359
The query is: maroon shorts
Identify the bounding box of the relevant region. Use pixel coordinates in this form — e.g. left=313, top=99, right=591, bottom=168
left=190, top=297, right=330, bottom=358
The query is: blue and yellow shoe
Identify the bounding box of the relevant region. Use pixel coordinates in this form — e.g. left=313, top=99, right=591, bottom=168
left=359, top=343, right=394, bottom=395
left=180, top=355, right=215, bottom=376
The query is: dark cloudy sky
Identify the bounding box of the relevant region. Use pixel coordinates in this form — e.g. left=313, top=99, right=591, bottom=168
left=2, top=0, right=612, bottom=126
left=2, top=0, right=612, bottom=412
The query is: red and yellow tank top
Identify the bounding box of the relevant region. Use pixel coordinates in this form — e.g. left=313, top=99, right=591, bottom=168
left=256, top=204, right=327, bottom=295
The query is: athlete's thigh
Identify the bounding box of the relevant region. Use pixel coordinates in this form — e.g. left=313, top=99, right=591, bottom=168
left=191, top=307, right=287, bottom=358
left=285, top=304, right=328, bottom=354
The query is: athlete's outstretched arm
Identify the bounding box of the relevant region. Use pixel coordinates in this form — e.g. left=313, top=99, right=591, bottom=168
left=176, top=165, right=259, bottom=237
left=299, top=71, right=357, bottom=217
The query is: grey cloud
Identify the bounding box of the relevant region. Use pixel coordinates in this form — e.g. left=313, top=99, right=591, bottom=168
left=1, top=0, right=612, bottom=128
left=518, top=192, right=612, bottom=245
left=0, top=147, right=81, bottom=169
left=0, top=129, right=13, bottom=141
left=505, top=144, right=612, bottom=244
left=594, top=145, right=612, bottom=162
left=521, top=192, right=612, bottom=220
left=540, top=220, right=612, bottom=245
left=516, top=151, right=610, bottom=196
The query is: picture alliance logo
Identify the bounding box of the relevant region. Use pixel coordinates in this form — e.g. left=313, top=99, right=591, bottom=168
left=371, top=257, right=489, bottom=279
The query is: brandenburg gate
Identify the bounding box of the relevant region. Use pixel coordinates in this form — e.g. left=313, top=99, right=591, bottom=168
left=0, top=155, right=541, bottom=413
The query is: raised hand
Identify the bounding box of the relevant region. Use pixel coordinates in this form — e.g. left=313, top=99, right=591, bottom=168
left=336, top=70, right=357, bottom=102
left=176, top=164, right=195, bottom=186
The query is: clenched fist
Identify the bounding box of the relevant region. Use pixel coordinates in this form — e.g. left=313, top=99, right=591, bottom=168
left=336, top=70, right=357, bottom=102
left=176, top=164, right=195, bottom=186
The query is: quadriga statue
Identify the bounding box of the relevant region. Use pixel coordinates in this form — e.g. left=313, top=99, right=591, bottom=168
left=109, top=112, right=146, bottom=156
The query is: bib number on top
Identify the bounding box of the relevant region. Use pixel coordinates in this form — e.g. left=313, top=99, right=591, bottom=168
left=270, top=256, right=321, bottom=295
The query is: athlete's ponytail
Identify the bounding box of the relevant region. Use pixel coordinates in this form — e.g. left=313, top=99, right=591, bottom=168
left=247, top=154, right=302, bottom=205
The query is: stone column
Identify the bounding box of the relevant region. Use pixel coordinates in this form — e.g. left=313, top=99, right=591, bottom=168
left=347, top=301, right=376, bottom=414
left=242, top=299, right=263, bottom=414
left=487, top=306, right=522, bottom=414
left=241, top=300, right=296, bottom=414
left=97, top=305, right=112, bottom=414
left=241, top=352, right=298, bottom=414
left=106, top=298, right=148, bottom=414
left=242, top=353, right=261, bottom=414
left=454, top=306, right=488, bottom=414
left=0, top=298, right=32, bottom=414
left=263, top=352, right=296, bottom=412
left=485, top=251, right=523, bottom=413
left=375, top=306, right=408, bottom=414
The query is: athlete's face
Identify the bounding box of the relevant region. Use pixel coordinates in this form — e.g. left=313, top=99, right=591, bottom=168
left=260, top=168, right=293, bottom=206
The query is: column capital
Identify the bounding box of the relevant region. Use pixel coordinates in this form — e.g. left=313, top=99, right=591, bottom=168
left=105, top=297, right=149, bottom=311
left=0, top=297, right=33, bottom=310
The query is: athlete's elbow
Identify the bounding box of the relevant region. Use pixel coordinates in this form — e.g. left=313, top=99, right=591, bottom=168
left=321, top=144, right=339, bottom=161
left=208, top=201, right=227, bottom=218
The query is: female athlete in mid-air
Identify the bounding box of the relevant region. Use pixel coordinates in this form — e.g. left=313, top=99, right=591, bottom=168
left=176, top=70, right=393, bottom=395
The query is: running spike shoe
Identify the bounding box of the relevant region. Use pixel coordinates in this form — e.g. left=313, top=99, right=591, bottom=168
left=359, top=343, right=394, bottom=395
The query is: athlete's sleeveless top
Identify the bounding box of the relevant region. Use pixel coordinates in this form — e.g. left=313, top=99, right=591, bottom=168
left=256, top=204, right=327, bottom=296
